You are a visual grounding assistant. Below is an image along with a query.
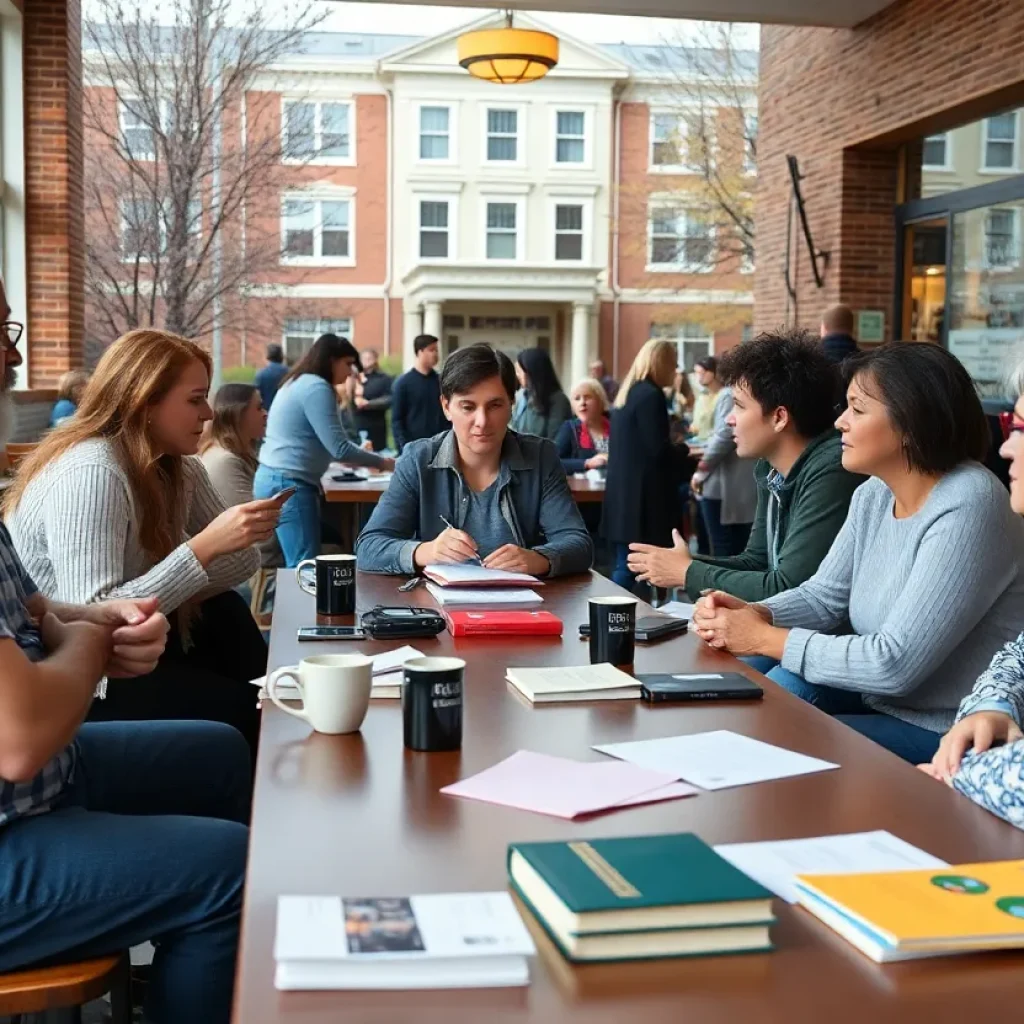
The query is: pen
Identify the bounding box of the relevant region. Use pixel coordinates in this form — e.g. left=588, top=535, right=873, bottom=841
left=438, top=514, right=483, bottom=565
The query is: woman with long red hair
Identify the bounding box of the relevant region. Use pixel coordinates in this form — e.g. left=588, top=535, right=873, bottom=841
left=3, top=329, right=286, bottom=757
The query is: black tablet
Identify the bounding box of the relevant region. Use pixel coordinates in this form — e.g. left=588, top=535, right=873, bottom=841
left=638, top=673, right=764, bottom=703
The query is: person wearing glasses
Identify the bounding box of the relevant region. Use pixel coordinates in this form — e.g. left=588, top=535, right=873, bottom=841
left=692, top=343, right=1024, bottom=763
left=921, top=365, right=1024, bottom=828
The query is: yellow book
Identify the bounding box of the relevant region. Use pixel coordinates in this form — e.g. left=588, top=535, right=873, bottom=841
left=795, top=859, right=1024, bottom=962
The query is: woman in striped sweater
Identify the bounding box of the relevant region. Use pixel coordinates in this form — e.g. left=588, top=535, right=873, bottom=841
left=2, top=329, right=286, bottom=759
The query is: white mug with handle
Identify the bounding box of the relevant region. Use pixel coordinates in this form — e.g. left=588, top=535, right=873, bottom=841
left=267, top=654, right=373, bottom=734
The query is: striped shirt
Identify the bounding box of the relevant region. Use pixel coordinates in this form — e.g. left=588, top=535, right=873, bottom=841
left=0, top=522, right=75, bottom=828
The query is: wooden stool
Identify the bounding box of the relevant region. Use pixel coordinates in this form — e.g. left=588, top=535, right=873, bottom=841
left=0, top=952, right=130, bottom=1023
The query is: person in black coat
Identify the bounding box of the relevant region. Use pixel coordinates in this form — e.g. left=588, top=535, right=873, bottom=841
left=820, top=303, right=859, bottom=365
left=602, top=340, right=694, bottom=593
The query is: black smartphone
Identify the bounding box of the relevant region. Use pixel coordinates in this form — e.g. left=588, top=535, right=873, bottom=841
left=272, top=486, right=297, bottom=503
left=578, top=615, right=689, bottom=643
left=297, top=626, right=368, bottom=641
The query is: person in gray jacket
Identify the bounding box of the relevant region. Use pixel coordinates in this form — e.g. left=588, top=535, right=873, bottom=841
left=356, top=344, right=592, bottom=578
left=693, top=385, right=757, bottom=556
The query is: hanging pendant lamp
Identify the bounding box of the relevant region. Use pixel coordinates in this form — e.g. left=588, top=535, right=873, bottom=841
left=457, top=11, right=559, bottom=85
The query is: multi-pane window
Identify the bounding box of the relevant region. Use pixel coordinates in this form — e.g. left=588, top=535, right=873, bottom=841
left=555, top=111, right=585, bottom=164
left=985, top=208, right=1019, bottom=268
left=282, top=197, right=351, bottom=261
left=651, top=113, right=702, bottom=170
left=486, top=109, right=518, bottom=162
left=554, top=204, right=583, bottom=261
left=743, top=113, right=758, bottom=175
left=419, top=200, right=450, bottom=258
left=984, top=113, right=1017, bottom=170
left=283, top=318, right=353, bottom=359
left=922, top=133, right=949, bottom=169
left=649, top=207, right=714, bottom=271
left=419, top=106, right=450, bottom=161
left=120, top=196, right=201, bottom=261
left=486, top=202, right=517, bottom=259
left=651, top=322, right=713, bottom=372
left=119, top=100, right=173, bottom=161
left=283, top=101, right=352, bottom=161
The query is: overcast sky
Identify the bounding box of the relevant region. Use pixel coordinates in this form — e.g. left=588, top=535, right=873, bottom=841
left=82, top=0, right=760, bottom=48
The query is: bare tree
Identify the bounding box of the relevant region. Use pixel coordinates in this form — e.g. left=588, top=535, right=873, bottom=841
left=82, top=0, right=326, bottom=349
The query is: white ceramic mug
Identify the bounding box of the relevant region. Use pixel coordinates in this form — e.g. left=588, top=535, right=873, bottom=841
left=267, top=654, right=373, bottom=734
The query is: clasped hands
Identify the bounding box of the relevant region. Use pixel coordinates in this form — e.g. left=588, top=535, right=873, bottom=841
left=692, top=591, right=786, bottom=659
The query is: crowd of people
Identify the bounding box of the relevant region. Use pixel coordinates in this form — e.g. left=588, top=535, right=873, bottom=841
left=7, top=276, right=1024, bottom=1020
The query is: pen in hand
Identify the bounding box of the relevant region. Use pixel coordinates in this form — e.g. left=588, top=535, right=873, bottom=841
left=438, top=515, right=483, bottom=565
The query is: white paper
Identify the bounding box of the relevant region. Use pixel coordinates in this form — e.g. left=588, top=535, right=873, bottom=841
left=426, top=583, right=543, bottom=607
left=594, top=730, right=839, bottom=790
left=252, top=647, right=423, bottom=699
left=424, top=564, right=539, bottom=586
left=656, top=601, right=696, bottom=619
left=370, top=646, right=425, bottom=675
left=713, top=831, right=949, bottom=904
left=508, top=663, right=638, bottom=697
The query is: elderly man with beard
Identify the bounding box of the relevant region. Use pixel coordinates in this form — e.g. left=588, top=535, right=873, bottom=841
left=0, top=278, right=250, bottom=1024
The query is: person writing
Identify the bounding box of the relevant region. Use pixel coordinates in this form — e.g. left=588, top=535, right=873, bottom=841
left=254, top=333, right=394, bottom=565
left=628, top=330, right=862, bottom=600
left=555, top=378, right=610, bottom=474
left=391, top=334, right=447, bottom=452
left=602, top=339, right=694, bottom=592
left=511, top=347, right=572, bottom=441
left=692, top=343, right=1024, bottom=763
left=3, top=329, right=283, bottom=757
left=356, top=343, right=592, bottom=577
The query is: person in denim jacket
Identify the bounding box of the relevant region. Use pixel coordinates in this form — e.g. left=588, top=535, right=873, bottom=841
left=356, top=344, right=592, bottom=578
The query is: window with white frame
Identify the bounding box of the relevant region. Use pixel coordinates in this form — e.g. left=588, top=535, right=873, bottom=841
left=419, top=106, right=451, bottom=161
left=922, top=133, right=950, bottom=169
left=648, top=206, right=714, bottom=271
left=983, top=112, right=1018, bottom=170
left=650, top=112, right=702, bottom=171
left=283, top=100, right=353, bottom=162
left=485, top=201, right=518, bottom=259
left=555, top=111, right=585, bottom=164
left=554, top=204, right=584, bottom=261
left=119, top=99, right=173, bottom=161
left=486, top=109, right=518, bottom=162
left=419, top=200, right=450, bottom=259
left=985, top=208, right=1019, bottom=269
left=282, top=196, right=352, bottom=262
left=651, top=322, right=713, bottom=372
left=743, top=113, right=757, bottom=175
left=120, top=196, right=201, bottom=261
left=283, top=318, right=353, bottom=360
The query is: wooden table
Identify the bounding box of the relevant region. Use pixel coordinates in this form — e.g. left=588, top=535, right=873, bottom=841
left=321, top=473, right=605, bottom=505
left=235, top=571, right=1024, bottom=1023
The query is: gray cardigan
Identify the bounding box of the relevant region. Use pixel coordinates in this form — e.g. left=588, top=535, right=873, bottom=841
left=7, top=438, right=259, bottom=613
left=700, top=388, right=758, bottom=525
left=762, top=463, right=1024, bottom=733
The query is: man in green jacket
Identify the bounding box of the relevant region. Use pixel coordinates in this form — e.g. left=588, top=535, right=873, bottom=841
left=628, top=328, right=863, bottom=602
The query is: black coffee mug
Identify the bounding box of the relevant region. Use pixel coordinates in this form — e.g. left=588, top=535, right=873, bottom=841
left=296, top=554, right=357, bottom=616
left=402, top=657, right=464, bottom=752
left=589, top=596, right=637, bottom=669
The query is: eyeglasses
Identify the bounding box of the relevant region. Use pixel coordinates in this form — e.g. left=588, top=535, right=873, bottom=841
left=999, top=410, right=1024, bottom=441
left=0, top=321, right=23, bottom=351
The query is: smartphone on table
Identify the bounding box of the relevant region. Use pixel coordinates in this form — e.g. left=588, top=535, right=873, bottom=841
left=297, top=626, right=368, bottom=642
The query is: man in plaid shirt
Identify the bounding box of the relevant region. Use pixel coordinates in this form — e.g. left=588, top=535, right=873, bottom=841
left=0, top=279, right=249, bottom=1024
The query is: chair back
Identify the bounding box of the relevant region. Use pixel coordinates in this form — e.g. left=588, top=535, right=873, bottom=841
left=5, top=442, right=36, bottom=470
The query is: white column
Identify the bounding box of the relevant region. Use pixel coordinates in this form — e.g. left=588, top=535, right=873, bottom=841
left=570, top=302, right=592, bottom=388
left=402, top=306, right=421, bottom=369
left=423, top=302, right=443, bottom=346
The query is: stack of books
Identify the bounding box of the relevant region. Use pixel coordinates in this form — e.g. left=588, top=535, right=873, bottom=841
left=274, top=892, right=536, bottom=990
left=796, top=858, right=1024, bottom=962
left=508, top=832, right=775, bottom=962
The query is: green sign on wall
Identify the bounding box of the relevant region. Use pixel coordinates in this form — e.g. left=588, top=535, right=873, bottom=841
left=857, top=310, right=885, bottom=344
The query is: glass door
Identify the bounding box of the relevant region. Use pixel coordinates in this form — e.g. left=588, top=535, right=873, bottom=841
left=902, top=218, right=948, bottom=343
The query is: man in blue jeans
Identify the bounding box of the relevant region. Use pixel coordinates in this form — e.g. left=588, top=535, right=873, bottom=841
left=0, top=281, right=249, bottom=1023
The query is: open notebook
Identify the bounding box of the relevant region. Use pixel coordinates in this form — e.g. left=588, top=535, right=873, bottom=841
left=423, top=564, right=541, bottom=588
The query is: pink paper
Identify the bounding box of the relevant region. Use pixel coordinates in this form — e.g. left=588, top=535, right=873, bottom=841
left=440, top=750, right=698, bottom=819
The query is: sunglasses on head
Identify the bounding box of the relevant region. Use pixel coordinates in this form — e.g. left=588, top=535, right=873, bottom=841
left=1000, top=410, right=1024, bottom=441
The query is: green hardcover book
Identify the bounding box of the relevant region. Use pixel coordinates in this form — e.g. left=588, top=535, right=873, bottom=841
left=508, top=832, right=775, bottom=963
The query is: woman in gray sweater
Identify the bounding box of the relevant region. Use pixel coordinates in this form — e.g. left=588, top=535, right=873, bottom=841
left=693, top=343, right=1024, bottom=763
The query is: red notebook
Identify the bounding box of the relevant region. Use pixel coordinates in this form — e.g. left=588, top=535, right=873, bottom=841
left=444, top=610, right=564, bottom=637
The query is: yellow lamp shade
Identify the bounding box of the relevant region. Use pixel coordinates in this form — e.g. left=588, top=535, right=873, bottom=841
left=457, top=27, right=559, bottom=84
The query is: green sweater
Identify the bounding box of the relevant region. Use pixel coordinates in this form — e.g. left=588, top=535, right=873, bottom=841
left=684, top=431, right=863, bottom=602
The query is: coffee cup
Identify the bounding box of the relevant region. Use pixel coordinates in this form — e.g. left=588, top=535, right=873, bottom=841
left=268, top=654, right=373, bottom=734
left=402, top=657, right=464, bottom=752
left=589, top=596, right=637, bottom=669
left=296, top=554, right=357, bottom=616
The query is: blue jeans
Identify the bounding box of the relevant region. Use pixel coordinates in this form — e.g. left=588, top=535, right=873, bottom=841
left=612, top=543, right=637, bottom=592
left=255, top=466, right=319, bottom=567
left=699, top=498, right=751, bottom=557
left=743, top=657, right=942, bottom=763
left=0, top=721, right=250, bottom=1024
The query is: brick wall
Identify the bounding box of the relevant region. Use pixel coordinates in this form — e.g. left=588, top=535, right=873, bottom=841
left=23, top=0, right=85, bottom=386
left=756, top=0, right=1024, bottom=340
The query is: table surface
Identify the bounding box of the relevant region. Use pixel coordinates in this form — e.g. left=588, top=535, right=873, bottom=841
left=236, top=571, right=1024, bottom=1023
left=322, top=471, right=605, bottom=504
